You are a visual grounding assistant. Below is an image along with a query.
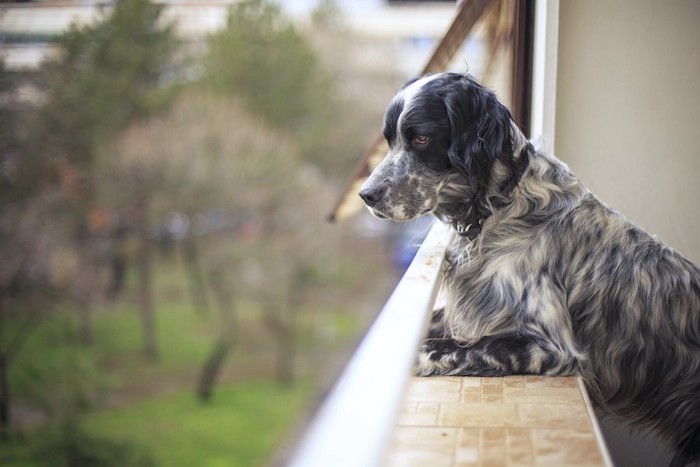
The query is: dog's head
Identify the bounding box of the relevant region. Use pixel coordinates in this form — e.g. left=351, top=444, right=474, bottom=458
left=359, top=73, right=523, bottom=227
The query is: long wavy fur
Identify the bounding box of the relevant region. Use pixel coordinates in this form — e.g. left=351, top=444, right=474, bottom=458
left=360, top=73, right=700, bottom=466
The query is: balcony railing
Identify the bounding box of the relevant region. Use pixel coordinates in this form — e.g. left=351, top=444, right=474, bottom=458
left=288, top=220, right=613, bottom=466
left=289, top=221, right=454, bottom=467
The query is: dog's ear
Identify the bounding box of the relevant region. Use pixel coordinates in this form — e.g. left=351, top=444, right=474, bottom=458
left=444, top=75, right=517, bottom=223
left=443, top=75, right=515, bottom=211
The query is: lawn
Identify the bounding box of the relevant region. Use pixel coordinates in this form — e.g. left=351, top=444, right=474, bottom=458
left=83, top=379, right=313, bottom=467
left=0, top=379, right=313, bottom=467
left=0, top=257, right=360, bottom=467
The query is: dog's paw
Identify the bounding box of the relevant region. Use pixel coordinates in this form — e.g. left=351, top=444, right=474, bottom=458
left=414, top=345, right=439, bottom=376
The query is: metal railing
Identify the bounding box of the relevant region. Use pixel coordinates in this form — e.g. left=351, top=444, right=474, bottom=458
left=288, top=222, right=454, bottom=467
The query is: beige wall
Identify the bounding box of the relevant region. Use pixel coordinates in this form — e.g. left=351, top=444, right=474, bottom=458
left=555, top=0, right=700, bottom=263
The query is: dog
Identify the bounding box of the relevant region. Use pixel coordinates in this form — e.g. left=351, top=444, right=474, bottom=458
left=359, top=73, right=700, bottom=466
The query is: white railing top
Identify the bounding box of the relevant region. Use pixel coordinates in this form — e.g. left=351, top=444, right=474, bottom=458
left=288, top=221, right=454, bottom=467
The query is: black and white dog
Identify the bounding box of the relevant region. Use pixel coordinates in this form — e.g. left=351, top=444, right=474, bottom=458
left=359, top=73, right=700, bottom=466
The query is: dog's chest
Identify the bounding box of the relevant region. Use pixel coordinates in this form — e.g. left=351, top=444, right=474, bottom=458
left=443, top=233, right=552, bottom=312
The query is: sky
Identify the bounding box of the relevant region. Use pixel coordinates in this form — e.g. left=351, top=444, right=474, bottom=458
left=278, top=0, right=385, bottom=16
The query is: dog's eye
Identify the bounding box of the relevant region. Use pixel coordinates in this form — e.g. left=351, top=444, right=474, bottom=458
left=412, top=135, right=430, bottom=147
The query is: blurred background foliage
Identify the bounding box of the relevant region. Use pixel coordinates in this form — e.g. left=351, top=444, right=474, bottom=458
left=202, top=0, right=335, bottom=168
left=0, top=0, right=403, bottom=465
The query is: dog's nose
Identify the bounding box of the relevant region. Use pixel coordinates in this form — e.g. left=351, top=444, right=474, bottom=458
left=359, top=186, right=385, bottom=207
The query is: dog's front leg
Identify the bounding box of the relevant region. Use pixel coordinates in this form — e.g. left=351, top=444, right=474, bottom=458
left=425, top=307, right=448, bottom=339
left=416, top=332, right=579, bottom=377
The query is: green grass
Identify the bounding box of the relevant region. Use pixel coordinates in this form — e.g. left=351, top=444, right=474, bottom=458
left=1, top=256, right=361, bottom=467
left=83, top=379, right=313, bottom=467
left=0, top=379, right=313, bottom=467
left=7, top=299, right=218, bottom=406
left=90, top=301, right=216, bottom=379
left=3, top=293, right=317, bottom=467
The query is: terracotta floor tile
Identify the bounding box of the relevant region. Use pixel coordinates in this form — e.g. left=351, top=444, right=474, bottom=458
left=481, top=377, right=502, bottom=386
left=440, top=402, right=519, bottom=428
left=461, top=385, right=483, bottom=403
left=404, top=377, right=462, bottom=403
left=516, top=403, right=590, bottom=429
left=396, top=409, right=440, bottom=426
left=417, top=401, right=440, bottom=413
left=396, top=401, right=441, bottom=426
left=385, top=426, right=456, bottom=467
left=503, top=376, right=526, bottom=388
left=480, top=428, right=508, bottom=466
left=507, top=428, right=535, bottom=465
left=388, top=376, right=607, bottom=466
left=524, top=375, right=578, bottom=388
left=482, top=382, right=504, bottom=402
left=532, top=429, right=605, bottom=465
left=503, top=385, right=582, bottom=404
left=461, top=377, right=482, bottom=388
left=455, top=428, right=479, bottom=465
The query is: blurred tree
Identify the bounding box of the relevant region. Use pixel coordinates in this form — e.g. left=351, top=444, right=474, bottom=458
left=12, top=315, right=154, bottom=467
left=102, top=88, right=342, bottom=397
left=0, top=58, right=80, bottom=441
left=33, top=0, right=179, bottom=355
left=38, top=0, right=177, bottom=162
left=0, top=64, right=25, bottom=203
left=1, top=0, right=179, bottom=438
left=102, top=90, right=297, bottom=395
left=310, top=0, right=344, bottom=29
left=0, top=61, right=41, bottom=440
left=201, top=0, right=336, bottom=171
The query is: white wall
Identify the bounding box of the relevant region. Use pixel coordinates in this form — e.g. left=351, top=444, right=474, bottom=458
left=555, top=2, right=700, bottom=464
left=555, top=0, right=700, bottom=264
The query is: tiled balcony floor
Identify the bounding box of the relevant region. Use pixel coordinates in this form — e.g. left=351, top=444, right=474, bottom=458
left=384, top=376, right=609, bottom=467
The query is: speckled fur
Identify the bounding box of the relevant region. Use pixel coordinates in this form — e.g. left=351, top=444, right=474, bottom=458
left=359, top=73, right=700, bottom=466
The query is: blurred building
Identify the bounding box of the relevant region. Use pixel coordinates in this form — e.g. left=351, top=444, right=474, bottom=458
left=1, top=1, right=467, bottom=72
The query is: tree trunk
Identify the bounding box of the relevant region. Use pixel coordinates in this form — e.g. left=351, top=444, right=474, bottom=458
left=264, top=303, right=296, bottom=387
left=181, top=235, right=208, bottom=314
left=135, top=195, right=157, bottom=361
left=196, top=337, right=233, bottom=402
left=275, top=319, right=295, bottom=386
left=75, top=244, right=94, bottom=345
left=106, top=221, right=128, bottom=301
left=0, top=290, right=8, bottom=440
left=0, top=289, right=45, bottom=440
left=0, top=354, right=9, bottom=441
left=196, top=272, right=236, bottom=402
